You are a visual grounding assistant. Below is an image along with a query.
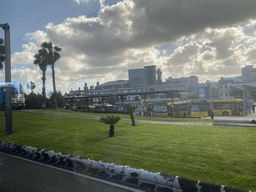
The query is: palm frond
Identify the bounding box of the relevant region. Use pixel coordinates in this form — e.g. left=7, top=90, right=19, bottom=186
left=54, top=46, right=62, bottom=52
left=54, top=52, right=61, bottom=62
left=126, top=105, right=137, bottom=114
left=99, top=115, right=121, bottom=125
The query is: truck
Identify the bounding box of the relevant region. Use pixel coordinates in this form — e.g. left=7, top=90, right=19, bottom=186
left=0, top=82, right=25, bottom=109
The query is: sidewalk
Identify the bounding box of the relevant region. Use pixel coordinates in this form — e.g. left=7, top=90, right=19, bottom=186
left=18, top=109, right=213, bottom=126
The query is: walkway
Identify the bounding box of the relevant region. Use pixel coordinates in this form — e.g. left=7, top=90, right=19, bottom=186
left=18, top=109, right=213, bottom=126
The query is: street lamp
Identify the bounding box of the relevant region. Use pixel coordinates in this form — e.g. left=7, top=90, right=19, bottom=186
left=0, top=23, right=12, bottom=135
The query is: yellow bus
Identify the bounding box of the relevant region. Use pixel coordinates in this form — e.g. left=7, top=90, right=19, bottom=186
left=167, top=99, right=209, bottom=118
left=152, top=102, right=168, bottom=117
left=209, top=99, right=244, bottom=116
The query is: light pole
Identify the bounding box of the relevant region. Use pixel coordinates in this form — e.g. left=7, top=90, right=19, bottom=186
left=0, top=23, right=12, bottom=135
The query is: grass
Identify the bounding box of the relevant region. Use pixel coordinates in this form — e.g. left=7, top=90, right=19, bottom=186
left=46, top=108, right=215, bottom=122
left=0, top=111, right=255, bottom=191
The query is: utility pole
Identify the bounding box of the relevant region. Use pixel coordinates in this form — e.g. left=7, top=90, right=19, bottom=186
left=0, top=23, right=12, bottom=135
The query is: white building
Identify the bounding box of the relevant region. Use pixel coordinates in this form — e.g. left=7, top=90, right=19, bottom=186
left=242, top=65, right=256, bottom=82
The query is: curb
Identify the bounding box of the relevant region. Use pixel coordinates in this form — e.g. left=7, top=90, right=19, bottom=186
left=0, top=141, right=251, bottom=192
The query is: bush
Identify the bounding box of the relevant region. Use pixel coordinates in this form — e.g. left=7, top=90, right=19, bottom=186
left=50, top=91, right=64, bottom=108
left=25, top=93, right=52, bottom=109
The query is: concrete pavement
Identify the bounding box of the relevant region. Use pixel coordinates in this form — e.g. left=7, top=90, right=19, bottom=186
left=0, top=152, right=140, bottom=192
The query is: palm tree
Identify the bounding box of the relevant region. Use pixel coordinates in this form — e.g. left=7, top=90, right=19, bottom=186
left=126, top=105, right=137, bottom=126
left=164, top=91, right=181, bottom=118
left=99, top=115, right=121, bottom=137
left=0, top=38, right=5, bottom=70
left=34, top=49, right=48, bottom=109
left=27, top=81, right=36, bottom=93
left=41, top=42, right=62, bottom=109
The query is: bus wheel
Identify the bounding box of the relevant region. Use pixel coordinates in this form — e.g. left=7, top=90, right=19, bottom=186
left=223, top=111, right=229, bottom=116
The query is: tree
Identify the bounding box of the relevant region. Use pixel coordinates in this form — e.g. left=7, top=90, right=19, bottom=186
left=187, top=93, right=197, bottom=99
left=99, top=115, right=121, bottom=137
left=34, top=48, right=48, bottom=109
left=27, top=81, right=36, bottom=93
left=164, top=91, right=181, bottom=118
left=229, top=87, right=243, bottom=99
left=134, top=96, right=140, bottom=101
left=50, top=91, right=65, bottom=108
left=106, top=97, right=116, bottom=105
left=25, top=92, right=51, bottom=109
left=126, top=105, right=137, bottom=126
left=0, top=38, right=5, bottom=70
left=41, top=42, right=62, bottom=109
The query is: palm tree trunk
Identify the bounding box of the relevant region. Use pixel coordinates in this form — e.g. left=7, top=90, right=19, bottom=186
left=109, top=124, right=114, bottom=137
left=42, top=70, right=46, bottom=109
left=52, top=64, right=57, bottom=109
left=130, top=114, right=135, bottom=126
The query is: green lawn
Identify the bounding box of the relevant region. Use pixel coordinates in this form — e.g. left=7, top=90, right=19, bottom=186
left=48, top=108, right=215, bottom=122
left=0, top=111, right=255, bottom=191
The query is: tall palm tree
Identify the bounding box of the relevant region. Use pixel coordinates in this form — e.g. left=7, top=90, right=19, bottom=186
left=0, top=38, right=5, bottom=70
left=34, top=49, right=48, bottom=109
left=41, top=42, right=62, bottom=109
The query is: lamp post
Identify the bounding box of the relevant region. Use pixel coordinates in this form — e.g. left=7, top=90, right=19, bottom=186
left=0, top=23, right=12, bottom=135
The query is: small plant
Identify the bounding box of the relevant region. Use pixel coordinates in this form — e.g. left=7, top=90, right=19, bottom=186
left=99, top=115, right=121, bottom=137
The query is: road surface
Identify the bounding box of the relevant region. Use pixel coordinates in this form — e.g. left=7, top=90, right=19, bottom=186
left=0, top=152, right=140, bottom=192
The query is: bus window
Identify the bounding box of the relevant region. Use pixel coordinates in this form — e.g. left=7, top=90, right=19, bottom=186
left=220, top=103, right=230, bottom=110
left=154, top=103, right=167, bottom=113
left=214, top=103, right=221, bottom=110
left=191, top=104, right=200, bottom=111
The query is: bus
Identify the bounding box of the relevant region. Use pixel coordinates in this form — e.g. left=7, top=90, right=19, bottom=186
left=152, top=99, right=252, bottom=118
left=0, top=82, right=25, bottom=109
left=95, top=104, right=117, bottom=113
left=209, top=99, right=245, bottom=116
left=152, top=102, right=168, bottom=117
left=167, top=99, right=209, bottom=118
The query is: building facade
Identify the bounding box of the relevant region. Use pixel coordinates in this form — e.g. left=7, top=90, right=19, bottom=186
left=242, top=65, right=256, bottom=82
left=128, top=65, right=156, bottom=91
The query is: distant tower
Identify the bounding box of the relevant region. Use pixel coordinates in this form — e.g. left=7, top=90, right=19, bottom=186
left=96, top=81, right=99, bottom=86
left=156, top=69, right=162, bottom=84
left=84, top=83, right=88, bottom=95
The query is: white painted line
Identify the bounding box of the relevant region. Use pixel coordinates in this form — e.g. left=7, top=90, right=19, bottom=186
left=0, top=152, right=143, bottom=192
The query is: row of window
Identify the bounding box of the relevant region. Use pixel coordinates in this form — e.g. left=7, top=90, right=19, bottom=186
left=219, top=85, right=228, bottom=89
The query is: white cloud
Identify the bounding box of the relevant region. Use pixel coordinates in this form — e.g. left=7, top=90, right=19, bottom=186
left=73, top=0, right=93, bottom=5
left=9, top=0, right=256, bottom=92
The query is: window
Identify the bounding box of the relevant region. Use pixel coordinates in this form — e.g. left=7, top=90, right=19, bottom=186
left=220, top=86, right=223, bottom=89
left=225, top=86, right=227, bottom=89
left=225, top=93, right=228, bottom=96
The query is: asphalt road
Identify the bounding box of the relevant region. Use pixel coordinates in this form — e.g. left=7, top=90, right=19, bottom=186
left=0, top=152, right=140, bottom=192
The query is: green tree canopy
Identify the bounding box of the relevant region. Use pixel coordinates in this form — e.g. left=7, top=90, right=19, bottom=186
left=50, top=91, right=65, bottom=108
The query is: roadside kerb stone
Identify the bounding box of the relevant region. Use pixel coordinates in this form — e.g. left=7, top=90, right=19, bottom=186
left=0, top=141, right=251, bottom=192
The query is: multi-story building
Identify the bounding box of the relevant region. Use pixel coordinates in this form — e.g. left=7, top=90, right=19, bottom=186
left=65, top=66, right=199, bottom=105
left=218, top=78, right=235, bottom=100
left=128, top=65, right=156, bottom=91
left=242, top=65, right=256, bottom=82
left=209, top=87, right=219, bottom=100
left=198, top=83, right=210, bottom=99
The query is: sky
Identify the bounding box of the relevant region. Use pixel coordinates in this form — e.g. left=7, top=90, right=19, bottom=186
left=1, top=0, right=256, bottom=95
